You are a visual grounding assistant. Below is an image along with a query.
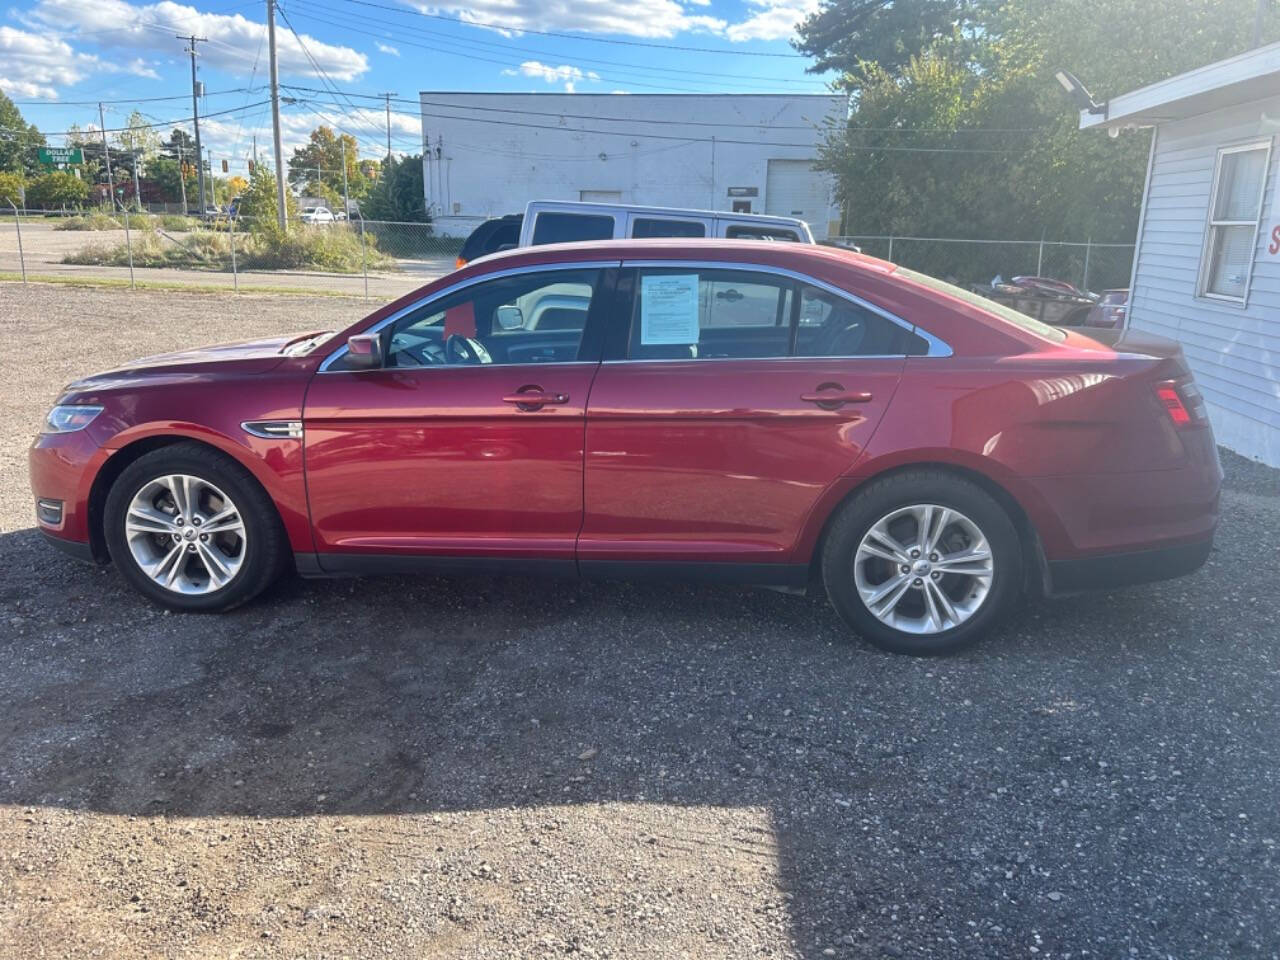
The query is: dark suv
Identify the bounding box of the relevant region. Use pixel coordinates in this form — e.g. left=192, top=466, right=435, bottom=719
left=455, top=214, right=522, bottom=268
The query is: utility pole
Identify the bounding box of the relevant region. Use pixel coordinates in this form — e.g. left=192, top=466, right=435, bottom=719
left=178, top=35, right=207, bottom=216
left=340, top=138, right=351, bottom=220
left=176, top=143, right=188, bottom=214
left=1254, top=0, right=1267, bottom=46
left=132, top=146, right=141, bottom=211
left=267, top=0, right=288, bottom=231
left=98, top=103, right=115, bottom=211
left=380, top=92, right=398, bottom=161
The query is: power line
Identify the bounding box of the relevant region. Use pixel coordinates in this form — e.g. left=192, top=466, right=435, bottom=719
left=12, top=88, right=258, bottom=107
left=282, top=84, right=1048, bottom=136
left=326, top=0, right=808, bottom=58
left=290, top=92, right=1020, bottom=153
left=287, top=0, right=828, bottom=88
left=282, top=8, right=716, bottom=94
left=12, top=101, right=273, bottom=140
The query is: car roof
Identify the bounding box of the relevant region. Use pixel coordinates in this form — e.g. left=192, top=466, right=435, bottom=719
left=468, top=237, right=896, bottom=277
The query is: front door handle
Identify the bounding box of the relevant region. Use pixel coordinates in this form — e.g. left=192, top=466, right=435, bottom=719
left=801, top=385, right=873, bottom=410
left=503, top=388, right=570, bottom=410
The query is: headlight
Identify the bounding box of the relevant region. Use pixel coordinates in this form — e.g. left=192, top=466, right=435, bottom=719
left=43, top=404, right=104, bottom=434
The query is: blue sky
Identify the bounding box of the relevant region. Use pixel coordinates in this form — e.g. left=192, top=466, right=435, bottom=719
left=3, top=0, right=834, bottom=174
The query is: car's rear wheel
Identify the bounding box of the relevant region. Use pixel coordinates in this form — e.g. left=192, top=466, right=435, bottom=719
left=104, top=443, right=286, bottom=612
left=821, top=470, right=1021, bottom=655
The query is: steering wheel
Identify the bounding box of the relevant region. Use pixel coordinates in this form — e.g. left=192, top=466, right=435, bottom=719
left=445, top=334, right=492, bottom=365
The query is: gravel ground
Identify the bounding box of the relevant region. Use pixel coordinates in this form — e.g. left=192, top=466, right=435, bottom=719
left=1, top=281, right=1278, bottom=959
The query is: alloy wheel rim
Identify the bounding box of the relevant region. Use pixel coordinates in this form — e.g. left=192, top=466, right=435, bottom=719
left=853, top=503, right=994, bottom=636
left=124, top=474, right=247, bottom=595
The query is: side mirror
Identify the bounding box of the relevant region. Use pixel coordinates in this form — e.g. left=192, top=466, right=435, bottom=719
left=496, top=305, right=524, bottom=331
left=346, top=333, right=383, bottom=369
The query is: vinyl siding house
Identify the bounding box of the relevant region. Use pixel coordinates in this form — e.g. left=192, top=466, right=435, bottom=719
left=1080, top=42, right=1280, bottom=466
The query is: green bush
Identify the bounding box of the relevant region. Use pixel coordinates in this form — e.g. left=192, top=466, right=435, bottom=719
left=158, top=214, right=198, bottom=231
left=55, top=212, right=123, bottom=231
left=63, top=222, right=394, bottom=274
left=0, top=171, right=23, bottom=208
left=24, top=172, right=90, bottom=209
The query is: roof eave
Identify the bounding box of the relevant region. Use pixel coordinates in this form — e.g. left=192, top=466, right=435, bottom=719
left=1078, top=40, right=1280, bottom=130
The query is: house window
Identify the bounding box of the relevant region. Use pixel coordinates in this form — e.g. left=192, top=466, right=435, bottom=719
left=1199, top=140, right=1272, bottom=303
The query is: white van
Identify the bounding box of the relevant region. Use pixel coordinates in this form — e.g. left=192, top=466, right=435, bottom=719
left=517, top=201, right=814, bottom=248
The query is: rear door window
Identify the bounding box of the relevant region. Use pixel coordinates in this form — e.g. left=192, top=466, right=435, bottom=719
left=627, top=268, right=793, bottom=360
left=531, top=212, right=616, bottom=245
left=630, top=217, right=707, bottom=239
left=795, top=285, right=928, bottom=357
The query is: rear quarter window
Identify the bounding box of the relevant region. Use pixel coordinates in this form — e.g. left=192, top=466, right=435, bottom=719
left=531, top=212, right=616, bottom=245
left=896, top=267, right=1067, bottom=342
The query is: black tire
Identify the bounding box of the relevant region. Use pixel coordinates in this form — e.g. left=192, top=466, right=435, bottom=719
left=821, top=469, right=1022, bottom=656
left=103, top=442, right=287, bottom=612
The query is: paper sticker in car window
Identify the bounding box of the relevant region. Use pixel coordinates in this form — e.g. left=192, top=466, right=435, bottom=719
left=640, top=274, right=700, bottom=345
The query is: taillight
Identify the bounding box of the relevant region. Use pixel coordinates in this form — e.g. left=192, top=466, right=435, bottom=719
left=455, top=256, right=467, bottom=269
left=1155, top=379, right=1207, bottom=428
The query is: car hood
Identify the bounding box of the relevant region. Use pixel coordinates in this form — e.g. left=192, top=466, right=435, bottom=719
left=58, top=332, right=330, bottom=401
left=98, top=332, right=329, bottom=377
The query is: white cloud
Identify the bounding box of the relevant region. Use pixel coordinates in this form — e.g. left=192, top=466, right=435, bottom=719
left=376, top=42, right=401, bottom=56
left=23, top=0, right=368, bottom=83
left=503, top=60, right=600, bottom=93
left=0, top=25, right=154, bottom=99
left=414, top=0, right=725, bottom=39
left=725, top=0, right=819, bottom=41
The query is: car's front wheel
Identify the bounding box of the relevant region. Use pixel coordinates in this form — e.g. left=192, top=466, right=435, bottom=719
left=821, top=470, right=1022, bottom=655
left=103, top=442, right=286, bottom=612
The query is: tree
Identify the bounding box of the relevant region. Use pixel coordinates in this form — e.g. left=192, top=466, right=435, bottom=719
left=114, top=110, right=162, bottom=162
left=147, top=156, right=197, bottom=204
left=288, top=126, right=367, bottom=200
left=793, top=0, right=981, bottom=92
left=361, top=154, right=430, bottom=223
left=797, top=0, right=1279, bottom=283
left=166, top=128, right=196, bottom=153
left=239, top=165, right=297, bottom=234
left=25, top=171, right=90, bottom=209
left=0, top=88, right=46, bottom=176
left=0, top=171, right=23, bottom=208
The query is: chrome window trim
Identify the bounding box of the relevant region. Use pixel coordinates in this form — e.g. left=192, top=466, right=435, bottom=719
left=600, top=355, right=908, bottom=365
left=317, top=260, right=622, bottom=372
left=619, top=258, right=953, bottom=359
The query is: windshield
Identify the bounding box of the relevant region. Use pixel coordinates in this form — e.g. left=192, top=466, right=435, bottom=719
left=896, top=266, right=1068, bottom=342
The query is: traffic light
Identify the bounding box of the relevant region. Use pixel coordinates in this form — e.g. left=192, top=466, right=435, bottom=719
left=248, top=160, right=255, bottom=174
left=221, top=159, right=228, bottom=173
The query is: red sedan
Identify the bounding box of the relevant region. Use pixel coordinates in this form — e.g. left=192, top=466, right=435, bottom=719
left=29, top=240, right=1220, bottom=655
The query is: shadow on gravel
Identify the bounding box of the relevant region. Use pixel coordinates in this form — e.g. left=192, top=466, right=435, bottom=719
left=2, top=508, right=1278, bottom=957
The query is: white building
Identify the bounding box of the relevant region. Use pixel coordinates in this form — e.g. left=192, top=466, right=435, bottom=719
left=1080, top=42, right=1280, bottom=466
left=418, top=93, right=845, bottom=239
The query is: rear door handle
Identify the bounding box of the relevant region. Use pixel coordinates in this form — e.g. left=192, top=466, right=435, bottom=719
left=801, top=387, right=873, bottom=409
left=503, top=389, right=570, bottom=410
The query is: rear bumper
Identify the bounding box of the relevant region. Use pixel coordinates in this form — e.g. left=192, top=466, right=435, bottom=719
left=1046, top=536, right=1212, bottom=595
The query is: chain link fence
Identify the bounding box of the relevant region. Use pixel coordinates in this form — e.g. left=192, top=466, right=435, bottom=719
left=834, top=235, right=1135, bottom=293
left=6, top=209, right=1134, bottom=303
left=2, top=208, right=462, bottom=299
